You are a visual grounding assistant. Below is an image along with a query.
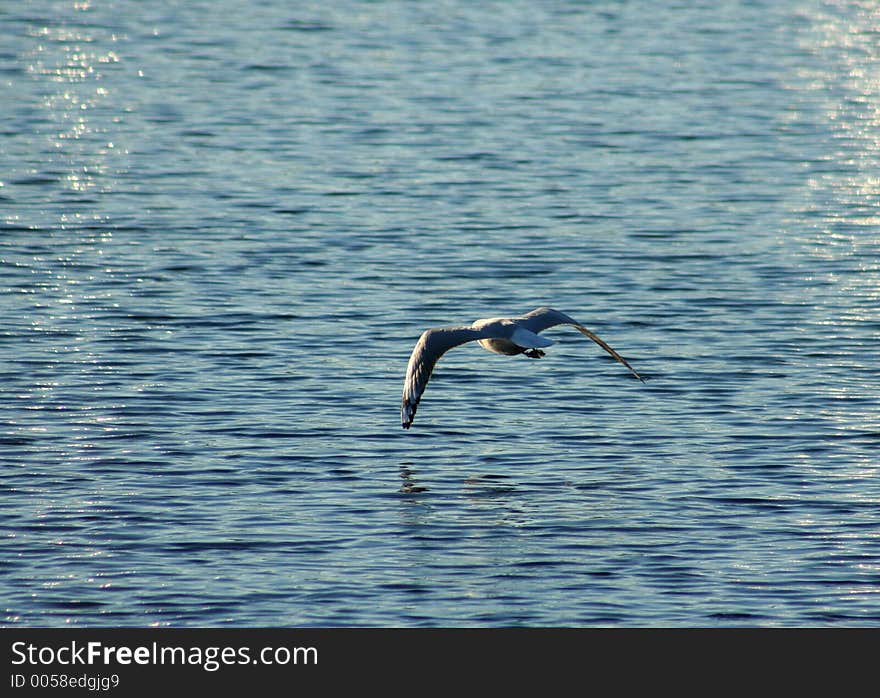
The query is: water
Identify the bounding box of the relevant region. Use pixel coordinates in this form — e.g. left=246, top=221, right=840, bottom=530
left=2, top=0, right=879, bottom=627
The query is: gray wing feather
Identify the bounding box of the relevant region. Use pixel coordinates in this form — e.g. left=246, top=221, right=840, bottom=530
left=401, top=326, right=487, bottom=429
left=517, top=307, right=645, bottom=382
left=517, top=307, right=580, bottom=333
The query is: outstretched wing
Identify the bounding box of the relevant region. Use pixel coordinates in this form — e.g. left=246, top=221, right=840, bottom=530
left=517, top=307, right=645, bottom=382
left=516, top=307, right=580, bottom=333
left=401, top=326, right=487, bottom=429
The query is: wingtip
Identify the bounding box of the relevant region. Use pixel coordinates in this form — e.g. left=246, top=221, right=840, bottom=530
left=401, top=401, right=416, bottom=429
left=628, top=367, right=647, bottom=383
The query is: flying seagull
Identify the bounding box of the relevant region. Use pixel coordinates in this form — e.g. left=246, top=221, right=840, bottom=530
left=401, top=307, right=644, bottom=429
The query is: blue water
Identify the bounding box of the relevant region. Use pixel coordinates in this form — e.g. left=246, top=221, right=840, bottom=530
left=2, top=0, right=880, bottom=626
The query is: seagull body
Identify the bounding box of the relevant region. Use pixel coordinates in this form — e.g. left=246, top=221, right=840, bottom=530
left=401, top=307, right=644, bottom=429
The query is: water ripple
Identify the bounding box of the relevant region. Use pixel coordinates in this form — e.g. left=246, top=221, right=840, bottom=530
left=2, top=0, right=880, bottom=627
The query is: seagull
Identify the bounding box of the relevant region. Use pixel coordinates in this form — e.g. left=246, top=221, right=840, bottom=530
left=401, top=307, right=644, bottom=428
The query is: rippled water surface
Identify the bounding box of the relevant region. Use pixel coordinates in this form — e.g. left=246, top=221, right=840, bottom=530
left=3, top=0, right=880, bottom=626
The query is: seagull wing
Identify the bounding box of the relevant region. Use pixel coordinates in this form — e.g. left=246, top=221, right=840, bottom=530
left=517, top=307, right=645, bottom=382
left=401, top=326, right=487, bottom=429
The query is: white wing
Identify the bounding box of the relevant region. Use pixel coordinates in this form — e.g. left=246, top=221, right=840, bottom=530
left=401, top=326, right=487, bottom=429
left=517, top=307, right=644, bottom=381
